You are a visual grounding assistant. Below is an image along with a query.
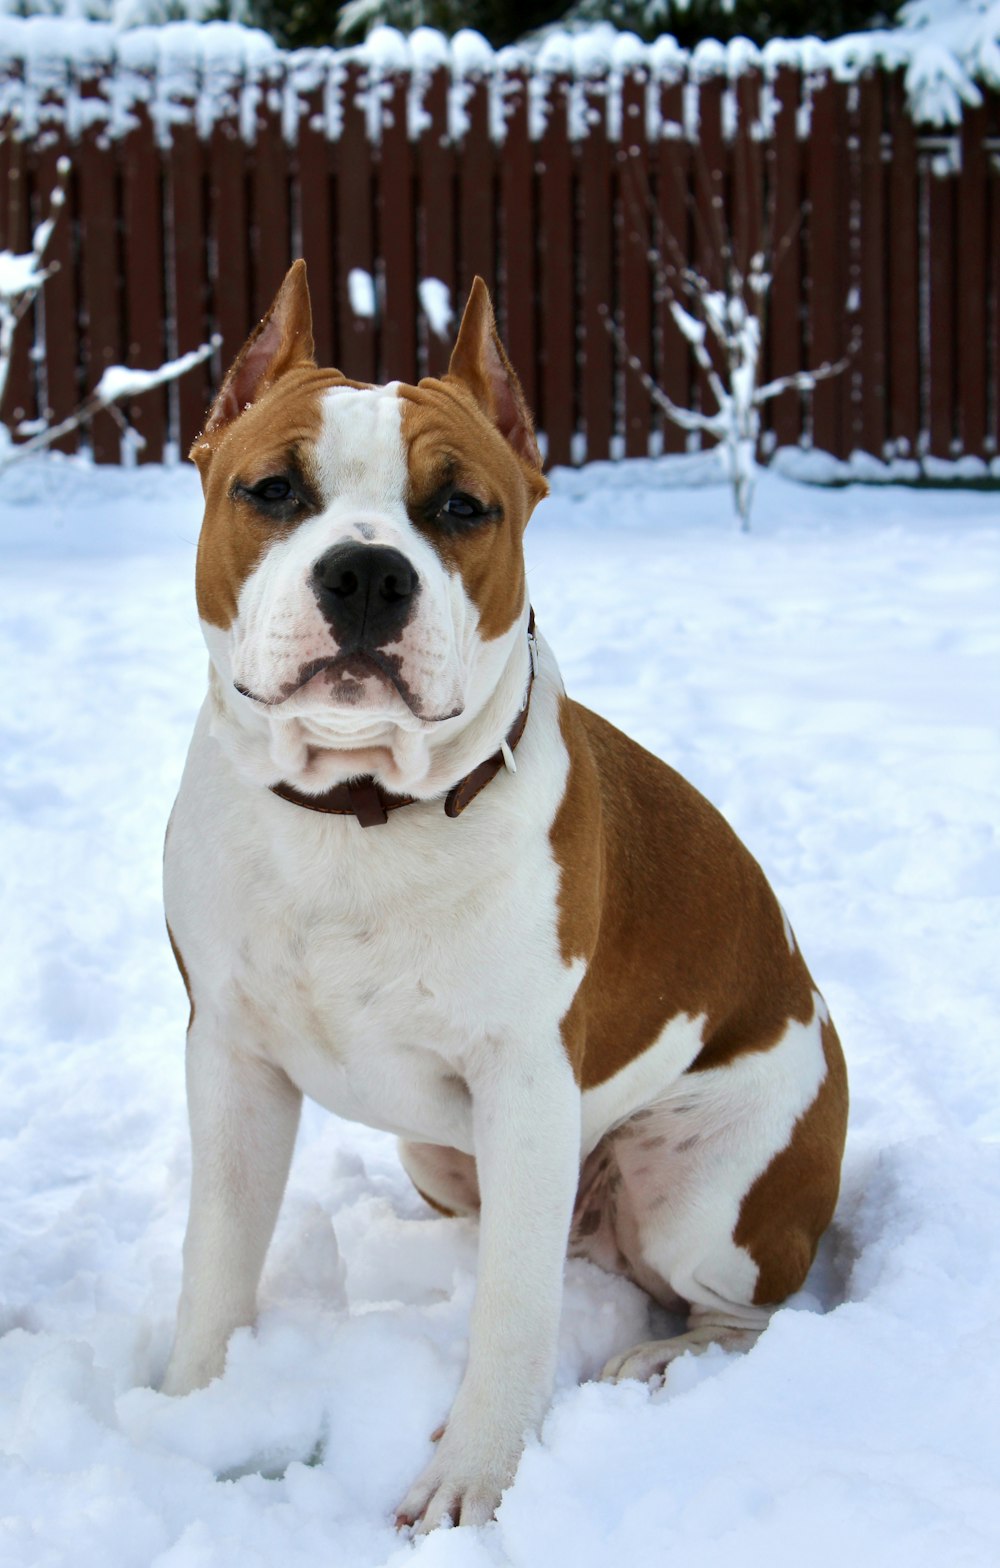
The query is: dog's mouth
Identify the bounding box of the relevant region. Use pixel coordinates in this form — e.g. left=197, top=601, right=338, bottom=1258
left=235, top=651, right=462, bottom=724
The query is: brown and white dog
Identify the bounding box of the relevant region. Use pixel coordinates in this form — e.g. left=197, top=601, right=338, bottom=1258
left=163, top=261, right=848, bottom=1531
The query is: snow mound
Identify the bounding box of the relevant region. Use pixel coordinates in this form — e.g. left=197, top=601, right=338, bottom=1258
left=2, top=458, right=1000, bottom=1561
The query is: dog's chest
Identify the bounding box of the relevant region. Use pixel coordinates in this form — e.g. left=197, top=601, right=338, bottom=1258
left=198, top=798, right=572, bottom=1152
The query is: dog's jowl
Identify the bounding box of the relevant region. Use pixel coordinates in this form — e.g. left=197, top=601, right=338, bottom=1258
left=163, top=260, right=848, bottom=1531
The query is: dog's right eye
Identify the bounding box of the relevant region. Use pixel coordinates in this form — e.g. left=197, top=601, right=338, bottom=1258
left=233, top=474, right=305, bottom=520
left=251, top=477, right=294, bottom=504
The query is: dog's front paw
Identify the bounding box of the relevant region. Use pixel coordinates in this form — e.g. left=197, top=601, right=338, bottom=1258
left=395, top=1430, right=519, bottom=1532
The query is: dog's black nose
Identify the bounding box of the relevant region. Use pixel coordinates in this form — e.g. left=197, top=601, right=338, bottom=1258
left=312, top=543, right=419, bottom=647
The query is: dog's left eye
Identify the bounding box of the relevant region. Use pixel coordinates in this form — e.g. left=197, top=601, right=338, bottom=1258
left=436, top=492, right=499, bottom=529
left=441, top=492, right=481, bottom=520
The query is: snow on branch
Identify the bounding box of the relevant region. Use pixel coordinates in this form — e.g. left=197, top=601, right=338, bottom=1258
left=0, top=156, right=71, bottom=420
left=4, top=341, right=218, bottom=468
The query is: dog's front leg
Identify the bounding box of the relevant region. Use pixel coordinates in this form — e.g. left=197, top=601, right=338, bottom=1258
left=162, top=1026, right=302, bottom=1396
left=397, top=1044, right=580, bottom=1532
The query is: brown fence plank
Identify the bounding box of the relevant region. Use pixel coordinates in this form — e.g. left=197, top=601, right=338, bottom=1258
left=693, top=76, right=725, bottom=286
left=417, top=66, right=456, bottom=380
left=537, top=74, right=575, bottom=467
left=732, top=73, right=763, bottom=283
left=580, top=77, right=613, bottom=463
left=958, top=104, right=988, bottom=459
left=926, top=139, right=957, bottom=458
left=768, top=65, right=803, bottom=451
left=168, top=118, right=210, bottom=455
left=858, top=72, right=886, bottom=459
left=807, top=74, right=848, bottom=458
left=497, top=69, right=536, bottom=418
left=656, top=79, right=691, bottom=455
left=457, top=73, right=496, bottom=300
left=251, top=76, right=290, bottom=319
left=296, top=79, right=334, bottom=369
left=887, top=74, right=920, bottom=458
left=77, top=92, right=121, bottom=463
left=732, top=72, right=765, bottom=458
left=379, top=72, right=417, bottom=385
left=208, top=110, right=251, bottom=378
left=121, top=98, right=166, bottom=463
left=693, top=76, right=725, bottom=445
left=619, top=70, right=652, bottom=458
left=840, top=80, right=861, bottom=456
left=35, top=131, right=77, bottom=453
left=335, top=62, right=377, bottom=384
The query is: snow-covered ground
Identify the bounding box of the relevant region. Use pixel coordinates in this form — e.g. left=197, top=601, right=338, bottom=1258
left=1, top=454, right=999, bottom=1566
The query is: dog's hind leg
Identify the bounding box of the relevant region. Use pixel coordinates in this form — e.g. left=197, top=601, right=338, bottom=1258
left=600, top=1007, right=847, bottom=1385
left=163, top=1024, right=302, bottom=1396
left=398, top=1141, right=481, bottom=1218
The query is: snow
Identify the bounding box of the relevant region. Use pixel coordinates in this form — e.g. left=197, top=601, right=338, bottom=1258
left=1, top=452, right=999, bottom=1563
left=0, top=249, right=47, bottom=300
left=347, top=267, right=377, bottom=319
left=93, top=344, right=215, bottom=406
left=418, top=277, right=452, bottom=340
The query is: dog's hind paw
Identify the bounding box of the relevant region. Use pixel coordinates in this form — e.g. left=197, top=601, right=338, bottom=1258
left=601, top=1325, right=762, bottom=1385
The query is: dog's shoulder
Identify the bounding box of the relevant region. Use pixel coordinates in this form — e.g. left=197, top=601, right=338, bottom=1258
left=551, top=693, right=762, bottom=912
left=550, top=695, right=820, bottom=1088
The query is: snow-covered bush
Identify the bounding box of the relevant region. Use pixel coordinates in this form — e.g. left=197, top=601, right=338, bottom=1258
left=611, top=221, right=851, bottom=530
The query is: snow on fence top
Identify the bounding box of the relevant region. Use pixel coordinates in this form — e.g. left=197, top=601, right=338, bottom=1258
left=0, top=13, right=997, bottom=145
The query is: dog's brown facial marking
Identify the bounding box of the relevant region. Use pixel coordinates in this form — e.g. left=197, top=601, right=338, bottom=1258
left=191, top=260, right=372, bottom=630
left=400, top=278, right=548, bottom=643
left=194, top=368, right=341, bottom=629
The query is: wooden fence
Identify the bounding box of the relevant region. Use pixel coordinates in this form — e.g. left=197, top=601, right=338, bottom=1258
left=1, top=38, right=998, bottom=468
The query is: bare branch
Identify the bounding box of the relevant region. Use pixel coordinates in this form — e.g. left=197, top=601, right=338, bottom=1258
left=1, top=338, right=218, bottom=467
left=599, top=307, right=720, bottom=435
left=754, top=353, right=851, bottom=406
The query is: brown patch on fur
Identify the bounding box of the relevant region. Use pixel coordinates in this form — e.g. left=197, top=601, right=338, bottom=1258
left=550, top=697, right=822, bottom=1090
left=166, top=920, right=195, bottom=1031
left=190, top=261, right=369, bottom=629
left=192, top=366, right=349, bottom=628
left=396, top=277, right=546, bottom=641
left=399, top=377, right=546, bottom=641
left=734, top=1017, right=849, bottom=1304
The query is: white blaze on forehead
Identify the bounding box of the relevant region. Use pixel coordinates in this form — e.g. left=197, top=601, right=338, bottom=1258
left=313, top=384, right=410, bottom=513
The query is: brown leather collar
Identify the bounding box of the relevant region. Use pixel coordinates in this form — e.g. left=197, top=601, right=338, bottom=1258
left=269, top=611, right=538, bottom=828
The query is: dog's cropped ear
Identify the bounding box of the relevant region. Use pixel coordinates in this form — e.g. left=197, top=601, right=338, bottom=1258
left=446, top=278, right=543, bottom=473
left=198, top=260, right=315, bottom=444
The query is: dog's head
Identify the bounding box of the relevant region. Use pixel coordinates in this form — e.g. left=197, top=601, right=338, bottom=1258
left=191, top=262, right=547, bottom=795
